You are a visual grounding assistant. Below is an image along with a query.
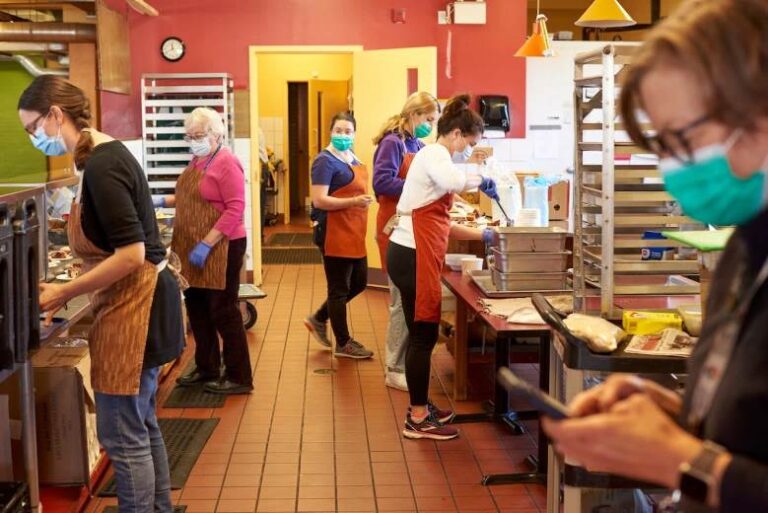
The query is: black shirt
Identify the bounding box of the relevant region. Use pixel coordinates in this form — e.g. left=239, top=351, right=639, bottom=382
left=81, top=141, right=166, bottom=264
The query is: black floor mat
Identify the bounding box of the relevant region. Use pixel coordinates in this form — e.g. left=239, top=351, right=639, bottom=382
left=262, top=247, right=322, bottom=265
left=98, top=418, right=219, bottom=496
left=163, top=383, right=226, bottom=409
left=266, top=233, right=315, bottom=247
left=102, top=507, right=186, bottom=513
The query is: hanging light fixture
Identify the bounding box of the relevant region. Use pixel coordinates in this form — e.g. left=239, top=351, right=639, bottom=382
left=515, top=0, right=554, bottom=58
left=576, top=0, right=636, bottom=28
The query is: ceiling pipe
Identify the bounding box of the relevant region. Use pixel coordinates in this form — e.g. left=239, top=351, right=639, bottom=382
left=0, top=22, right=96, bottom=43
left=0, top=53, right=68, bottom=76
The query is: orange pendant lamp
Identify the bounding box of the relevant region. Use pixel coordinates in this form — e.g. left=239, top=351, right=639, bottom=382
left=576, top=0, right=636, bottom=28
left=515, top=0, right=554, bottom=58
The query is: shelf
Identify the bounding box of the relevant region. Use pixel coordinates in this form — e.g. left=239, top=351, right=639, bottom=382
left=578, top=142, right=649, bottom=154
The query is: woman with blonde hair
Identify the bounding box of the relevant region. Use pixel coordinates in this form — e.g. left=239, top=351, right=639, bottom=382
left=372, top=91, right=440, bottom=391
left=544, top=1, right=768, bottom=511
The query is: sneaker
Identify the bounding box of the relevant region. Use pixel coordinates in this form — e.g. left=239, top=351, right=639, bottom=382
left=408, top=400, right=455, bottom=424
left=403, top=412, right=459, bottom=441
left=304, top=316, right=331, bottom=348
left=334, top=339, right=373, bottom=359
left=385, top=371, right=409, bottom=392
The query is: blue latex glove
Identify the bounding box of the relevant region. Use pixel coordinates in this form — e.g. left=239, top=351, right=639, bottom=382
left=479, top=177, right=499, bottom=201
left=189, top=241, right=212, bottom=268
left=153, top=196, right=166, bottom=208
left=482, top=228, right=495, bottom=245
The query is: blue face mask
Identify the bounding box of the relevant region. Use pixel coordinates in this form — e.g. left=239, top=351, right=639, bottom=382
left=660, top=131, right=768, bottom=226
left=29, top=116, right=67, bottom=157
left=331, top=134, right=354, bottom=152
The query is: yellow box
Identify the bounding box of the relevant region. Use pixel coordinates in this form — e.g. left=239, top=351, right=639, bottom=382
left=622, top=311, right=683, bottom=336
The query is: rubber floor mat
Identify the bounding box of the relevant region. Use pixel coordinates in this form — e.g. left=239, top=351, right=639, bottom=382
left=265, top=233, right=315, bottom=247
left=262, top=248, right=322, bottom=265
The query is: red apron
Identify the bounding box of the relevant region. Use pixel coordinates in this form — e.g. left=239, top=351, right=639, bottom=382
left=376, top=152, right=416, bottom=273
left=324, top=163, right=369, bottom=259
left=413, top=193, right=453, bottom=323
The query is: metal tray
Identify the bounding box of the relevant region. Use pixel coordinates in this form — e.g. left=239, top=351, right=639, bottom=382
left=470, top=270, right=572, bottom=299
left=488, top=247, right=570, bottom=273
left=490, top=267, right=568, bottom=291
left=493, top=227, right=568, bottom=253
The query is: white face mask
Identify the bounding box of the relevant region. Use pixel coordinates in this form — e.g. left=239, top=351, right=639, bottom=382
left=190, top=138, right=212, bottom=157
left=452, top=142, right=474, bottom=163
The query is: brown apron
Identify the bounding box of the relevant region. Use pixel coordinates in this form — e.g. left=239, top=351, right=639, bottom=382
left=324, top=163, right=369, bottom=259
left=171, top=154, right=229, bottom=290
left=68, top=192, right=158, bottom=395
left=376, top=152, right=416, bottom=273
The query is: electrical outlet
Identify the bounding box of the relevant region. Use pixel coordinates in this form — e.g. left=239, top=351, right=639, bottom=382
left=437, top=10, right=448, bottom=24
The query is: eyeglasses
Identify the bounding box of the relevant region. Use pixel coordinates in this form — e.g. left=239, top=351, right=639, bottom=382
left=24, top=111, right=48, bottom=136
left=183, top=133, right=209, bottom=143
left=643, top=114, right=711, bottom=165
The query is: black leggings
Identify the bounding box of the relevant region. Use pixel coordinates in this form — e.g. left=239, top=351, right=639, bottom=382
left=387, top=242, right=439, bottom=407
left=314, top=255, right=368, bottom=347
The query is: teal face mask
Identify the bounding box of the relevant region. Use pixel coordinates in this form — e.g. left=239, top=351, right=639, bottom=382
left=660, top=132, right=768, bottom=226
left=331, top=134, right=354, bottom=152
left=414, top=122, right=432, bottom=139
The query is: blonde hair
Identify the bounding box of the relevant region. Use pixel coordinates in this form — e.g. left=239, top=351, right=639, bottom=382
left=184, top=107, right=226, bottom=139
left=620, top=0, right=768, bottom=150
left=372, top=91, right=440, bottom=145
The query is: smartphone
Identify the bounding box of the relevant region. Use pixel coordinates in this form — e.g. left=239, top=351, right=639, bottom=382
left=497, top=367, right=570, bottom=420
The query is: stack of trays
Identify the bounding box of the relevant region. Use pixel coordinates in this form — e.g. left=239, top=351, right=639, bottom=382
left=489, top=228, right=570, bottom=292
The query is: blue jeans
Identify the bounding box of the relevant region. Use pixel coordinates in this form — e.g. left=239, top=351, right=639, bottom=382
left=95, top=367, right=172, bottom=513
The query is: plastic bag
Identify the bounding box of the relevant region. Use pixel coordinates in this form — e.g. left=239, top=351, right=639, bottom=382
left=563, top=314, right=626, bottom=353
left=485, top=160, right=522, bottom=226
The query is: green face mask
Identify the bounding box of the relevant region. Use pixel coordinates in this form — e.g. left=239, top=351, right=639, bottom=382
left=660, top=132, right=768, bottom=226
left=331, top=134, right=354, bottom=152
left=414, top=122, right=432, bottom=139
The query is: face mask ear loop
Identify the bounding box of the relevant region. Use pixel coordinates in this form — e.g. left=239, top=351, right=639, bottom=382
left=724, top=129, right=743, bottom=153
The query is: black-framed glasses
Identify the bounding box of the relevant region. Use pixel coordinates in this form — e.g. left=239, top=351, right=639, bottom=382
left=24, top=111, right=48, bottom=136
left=643, top=114, right=711, bottom=164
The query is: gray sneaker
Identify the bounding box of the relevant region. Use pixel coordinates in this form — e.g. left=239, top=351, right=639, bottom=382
left=304, top=316, right=331, bottom=348
left=334, top=339, right=373, bottom=359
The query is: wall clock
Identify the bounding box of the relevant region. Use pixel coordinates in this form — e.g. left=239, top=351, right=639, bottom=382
left=161, top=37, right=185, bottom=62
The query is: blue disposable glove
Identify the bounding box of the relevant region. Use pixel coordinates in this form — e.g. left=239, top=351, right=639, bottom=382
left=479, top=177, right=499, bottom=201
left=482, top=228, right=495, bottom=245
left=189, top=241, right=212, bottom=268
left=153, top=196, right=166, bottom=208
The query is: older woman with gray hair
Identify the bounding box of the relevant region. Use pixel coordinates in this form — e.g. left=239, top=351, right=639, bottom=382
left=160, top=107, right=253, bottom=395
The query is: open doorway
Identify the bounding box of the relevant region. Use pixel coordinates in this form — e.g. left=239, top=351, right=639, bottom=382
left=287, top=82, right=309, bottom=221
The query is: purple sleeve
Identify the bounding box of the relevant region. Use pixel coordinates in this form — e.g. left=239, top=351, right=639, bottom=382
left=311, top=153, right=334, bottom=186
left=373, top=135, right=406, bottom=197
left=211, top=154, right=246, bottom=238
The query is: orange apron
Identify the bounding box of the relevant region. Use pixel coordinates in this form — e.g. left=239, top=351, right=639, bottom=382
left=171, top=154, right=229, bottom=290
left=68, top=182, right=158, bottom=395
left=413, top=193, right=453, bottom=323
left=376, top=152, right=416, bottom=273
left=323, top=163, right=369, bottom=259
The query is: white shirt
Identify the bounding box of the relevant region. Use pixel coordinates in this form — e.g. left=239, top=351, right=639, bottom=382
left=390, top=143, right=468, bottom=249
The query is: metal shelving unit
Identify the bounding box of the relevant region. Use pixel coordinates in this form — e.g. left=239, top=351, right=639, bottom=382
left=141, top=73, right=235, bottom=200
left=573, top=45, right=701, bottom=319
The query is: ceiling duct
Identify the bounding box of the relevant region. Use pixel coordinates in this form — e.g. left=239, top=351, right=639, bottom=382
left=0, top=22, right=96, bottom=42
left=0, top=53, right=67, bottom=76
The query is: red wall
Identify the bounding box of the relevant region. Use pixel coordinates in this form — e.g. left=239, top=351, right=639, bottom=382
left=102, top=0, right=527, bottom=139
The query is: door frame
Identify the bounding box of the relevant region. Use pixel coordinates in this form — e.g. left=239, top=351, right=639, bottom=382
left=248, top=45, right=362, bottom=284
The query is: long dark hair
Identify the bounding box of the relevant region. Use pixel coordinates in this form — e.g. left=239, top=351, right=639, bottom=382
left=437, top=94, right=484, bottom=137
left=18, top=75, right=94, bottom=169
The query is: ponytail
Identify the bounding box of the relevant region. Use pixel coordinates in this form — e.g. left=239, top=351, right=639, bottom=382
left=436, top=94, right=484, bottom=137
left=372, top=91, right=441, bottom=145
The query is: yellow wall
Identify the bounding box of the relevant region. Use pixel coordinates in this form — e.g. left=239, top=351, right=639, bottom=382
left=257, top=53, right=353, bottom=218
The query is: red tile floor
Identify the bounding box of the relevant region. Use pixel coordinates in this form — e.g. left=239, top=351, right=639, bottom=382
left=72, top=222, right=547, bottom=513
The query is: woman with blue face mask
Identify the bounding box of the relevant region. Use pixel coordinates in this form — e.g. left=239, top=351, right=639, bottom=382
left=162, top=107, right=253, bottom=396
left=304, top=112, right=375, bottom=359
left=19, top=75, right=184, bottom=513
left=543, top=1, right=768, bottom=511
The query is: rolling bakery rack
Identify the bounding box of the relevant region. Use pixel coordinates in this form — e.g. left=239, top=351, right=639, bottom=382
left=572, top=44, right=701, bottom=319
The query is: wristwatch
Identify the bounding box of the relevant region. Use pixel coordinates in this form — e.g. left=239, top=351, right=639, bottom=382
left=678, top=440, right=727, bottom=503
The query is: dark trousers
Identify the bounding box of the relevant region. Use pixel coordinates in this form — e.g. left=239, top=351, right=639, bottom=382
left=314, top=255, right=368, bottom=347
left=185, top=237, right=253, bottom=386
left=387, top=242, right=439, bottom=407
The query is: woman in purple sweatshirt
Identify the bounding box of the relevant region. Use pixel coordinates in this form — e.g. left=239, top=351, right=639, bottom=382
left=373, top=92, right=440, bottom=391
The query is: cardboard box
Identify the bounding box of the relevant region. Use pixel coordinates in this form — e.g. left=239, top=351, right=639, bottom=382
left=0, top=345, right=100, bottom=486
left=549, top=180, right=570, bottom=221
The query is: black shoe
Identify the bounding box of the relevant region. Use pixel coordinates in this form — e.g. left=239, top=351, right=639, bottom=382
left=176, top=370, right=219, bottom=387
left=203, top=379, right=253, bottom=395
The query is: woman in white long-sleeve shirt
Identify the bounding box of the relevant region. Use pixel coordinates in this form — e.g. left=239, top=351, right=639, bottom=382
left=387, top=94, right=497, bottom=441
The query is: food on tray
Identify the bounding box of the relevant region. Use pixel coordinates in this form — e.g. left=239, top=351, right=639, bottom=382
left=622, top=310, right=683, bottom=336
left=49, top=246, right=72, bottom=260
left=563, top=314, right=626, bottom=353
left=48, top=218, right=67, bottom=230
left=65, top=262, right=82, bottom=279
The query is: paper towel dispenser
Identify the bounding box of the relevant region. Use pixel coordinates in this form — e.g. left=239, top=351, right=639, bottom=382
left=479, top=95, right=510, bottom=133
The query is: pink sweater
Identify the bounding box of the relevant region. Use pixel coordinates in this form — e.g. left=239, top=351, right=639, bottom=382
left=193, top=147, right=247, bottom=240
